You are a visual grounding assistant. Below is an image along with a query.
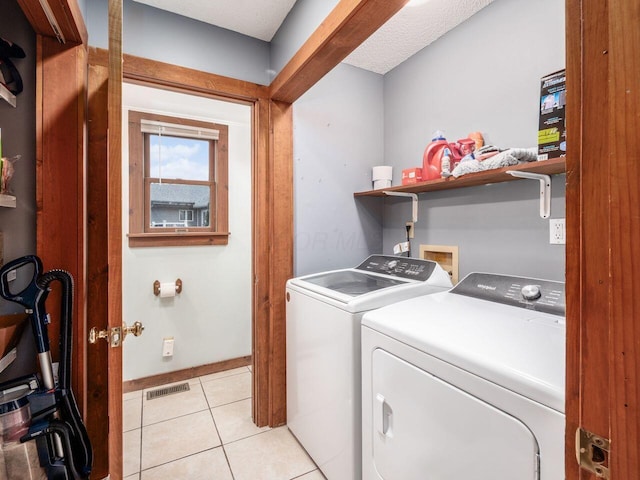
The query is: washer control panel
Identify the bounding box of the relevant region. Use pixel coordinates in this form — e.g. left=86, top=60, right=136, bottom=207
left=356, top=255, right=437, bottom=281
left=451, top=272, right=565, bottom=316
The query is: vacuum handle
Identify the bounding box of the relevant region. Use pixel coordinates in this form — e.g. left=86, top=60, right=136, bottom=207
left=38, top=269, right=74, bottom=390
left=0, top=254, right=43, bottom=305
left=0, top=255, right=50, bottom=354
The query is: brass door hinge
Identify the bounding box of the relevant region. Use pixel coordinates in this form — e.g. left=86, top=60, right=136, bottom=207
left=576, top=428, right=610, bottom=479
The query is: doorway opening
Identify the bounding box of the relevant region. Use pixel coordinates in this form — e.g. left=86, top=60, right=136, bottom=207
left=120, top=82, right=253, bottom=387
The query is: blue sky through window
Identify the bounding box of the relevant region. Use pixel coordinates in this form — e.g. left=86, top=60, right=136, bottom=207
left=149, top=134, right=209, bottom=181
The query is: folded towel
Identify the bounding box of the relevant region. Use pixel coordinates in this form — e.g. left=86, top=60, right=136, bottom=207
left=451, top=147, right=538, bottom=178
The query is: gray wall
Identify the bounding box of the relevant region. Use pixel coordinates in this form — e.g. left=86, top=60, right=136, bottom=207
left=293, top=63, right=384, bottom=276
left=84, top=0, right=272, bottom=85
left=0, top=0, right=38, bottom=381
left=76, top=0, right=86, bottom=20
left=382, top=0, right=566, bottom=281
left=0, top=0, right=37, bottom=313
left=270, top=0, right=339, bottom=78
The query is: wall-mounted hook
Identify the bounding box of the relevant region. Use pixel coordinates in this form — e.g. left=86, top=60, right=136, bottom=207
left=506, top=170, right=551, bottom=218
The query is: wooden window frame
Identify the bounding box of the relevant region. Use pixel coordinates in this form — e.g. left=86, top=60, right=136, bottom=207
left=128, top=110, right=229, bottom=247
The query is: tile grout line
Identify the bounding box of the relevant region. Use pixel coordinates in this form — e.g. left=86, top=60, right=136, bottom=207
left=135, top=392, right=143, bottom=478
left=198, top=367, right=252, bottom=386
left=220, top=425, right=276, bottom=447
left=125, top=368, right=255, bottom=479
left=201, top=372, right=237, bottom=480
left=137, top=447, right=222, bottom=475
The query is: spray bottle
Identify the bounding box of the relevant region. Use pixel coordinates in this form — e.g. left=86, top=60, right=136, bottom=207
left=441, top=147, right=452, bottom=178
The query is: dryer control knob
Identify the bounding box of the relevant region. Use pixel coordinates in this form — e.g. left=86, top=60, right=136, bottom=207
left=521, top=285, right=542, bottom=301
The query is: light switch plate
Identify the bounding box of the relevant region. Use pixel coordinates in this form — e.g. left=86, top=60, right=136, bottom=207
left=162, top=337, right=174, bottom=357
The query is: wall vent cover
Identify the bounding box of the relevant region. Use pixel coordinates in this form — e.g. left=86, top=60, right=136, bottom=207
left=146, top=382, right=190, bottom=400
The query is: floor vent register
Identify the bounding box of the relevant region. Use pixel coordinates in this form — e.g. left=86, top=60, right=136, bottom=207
left=146, top=382, right=190, bottom=400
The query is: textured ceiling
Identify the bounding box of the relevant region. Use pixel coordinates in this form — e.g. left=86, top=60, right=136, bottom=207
left=344, top=0, right=495, bottom=74
left=132, top=0, right=495, bottom=74
left=132, top=0, right=298, bottom=42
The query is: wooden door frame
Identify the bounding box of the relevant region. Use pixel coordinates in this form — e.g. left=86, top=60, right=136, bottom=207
left=36, top=0, right=640, bottom=478
left=106, top=1, right=124, bottom=477
left=566, top=0, right=640, bottom=477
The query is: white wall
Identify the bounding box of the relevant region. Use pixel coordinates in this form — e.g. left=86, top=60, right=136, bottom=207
left=382, top=0, right=566, bottom=281
left=121, top=84, right=252, bottom=381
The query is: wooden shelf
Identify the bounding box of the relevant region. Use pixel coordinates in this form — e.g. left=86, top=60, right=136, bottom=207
left=0, top=194, right=17, bottom=208
left=354, top=157, right=565, bottom=197
left=0, top=84, right=16, bottom=108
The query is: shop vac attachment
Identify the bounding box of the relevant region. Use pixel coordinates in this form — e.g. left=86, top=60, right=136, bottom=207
left=0, top=255, right=92, bottom=479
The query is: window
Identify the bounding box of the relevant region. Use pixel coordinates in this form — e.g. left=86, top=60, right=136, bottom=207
left=178, top=210, right=194, bottom=223
left=128, top=111, right=229, bottom=247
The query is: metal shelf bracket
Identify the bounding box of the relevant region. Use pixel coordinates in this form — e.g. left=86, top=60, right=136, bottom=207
left=506, top=170, right=551, bottom=219
left=383, top=191, right=418, bottom=223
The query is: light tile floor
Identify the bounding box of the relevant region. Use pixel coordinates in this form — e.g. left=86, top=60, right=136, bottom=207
left=123, top=366, right=326, bottom=480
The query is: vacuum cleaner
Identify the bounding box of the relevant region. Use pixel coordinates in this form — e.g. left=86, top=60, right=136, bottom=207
left=0, top=255, right=92, bottom=479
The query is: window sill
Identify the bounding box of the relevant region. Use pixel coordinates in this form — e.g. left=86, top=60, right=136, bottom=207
left=128, top=232, right=230, bottom=248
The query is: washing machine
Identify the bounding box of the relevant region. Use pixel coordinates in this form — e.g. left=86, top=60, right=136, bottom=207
left=286, top=255, right=452, bottom=480
left=361, top=272, right=565, bottom=480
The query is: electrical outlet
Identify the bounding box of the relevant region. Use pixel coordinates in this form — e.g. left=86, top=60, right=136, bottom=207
left=393, top=241, right=410, bottom=254
left=162, top=337, right=174, bottom=357
left=406, top=221, right=414, bottom=239
left=549, top=218, right=566, bottom=244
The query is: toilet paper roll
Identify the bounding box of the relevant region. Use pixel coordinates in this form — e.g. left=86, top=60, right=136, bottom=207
left=373, top=179, right=392, bottom=189
left=372, top=165, right=393, bottom=182
left=159, top=282, right=176, bottom=298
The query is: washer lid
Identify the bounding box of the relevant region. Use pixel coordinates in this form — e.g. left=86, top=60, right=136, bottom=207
left=287, top=255, right=452, bottom=312
left=301, top=270, right=406, bottom=296
left=362, top=289, right=566, bottom=413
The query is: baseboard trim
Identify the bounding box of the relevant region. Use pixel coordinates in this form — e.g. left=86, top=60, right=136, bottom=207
left=122, top=355, right=252, bottom=393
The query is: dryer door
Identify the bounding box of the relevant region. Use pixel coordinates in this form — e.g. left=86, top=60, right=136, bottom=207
left=369, top=349, right=539, bottom=480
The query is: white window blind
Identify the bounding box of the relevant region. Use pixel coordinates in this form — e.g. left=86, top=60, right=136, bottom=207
left=140, top=119, right=219, bottom=140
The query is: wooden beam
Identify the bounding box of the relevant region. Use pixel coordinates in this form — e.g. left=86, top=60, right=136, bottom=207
left=252, top=97, right=272, bottom=427
left=269, top=0, right=408, bottom=103
left=267, top=100, right=293, bottom=426
left=17, top=0, right=87, bottom=45
left=89, top=48, right=269, bottom=103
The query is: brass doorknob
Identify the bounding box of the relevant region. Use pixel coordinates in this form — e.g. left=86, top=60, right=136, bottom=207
left=123, top=321, right=144, bottom=340
left=89, top=321, right=144, bottom=347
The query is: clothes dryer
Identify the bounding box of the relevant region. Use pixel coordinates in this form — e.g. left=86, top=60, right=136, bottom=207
left=361, top=272, right=565, bottom=480
left=286, top=255, right=452, bottom=480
